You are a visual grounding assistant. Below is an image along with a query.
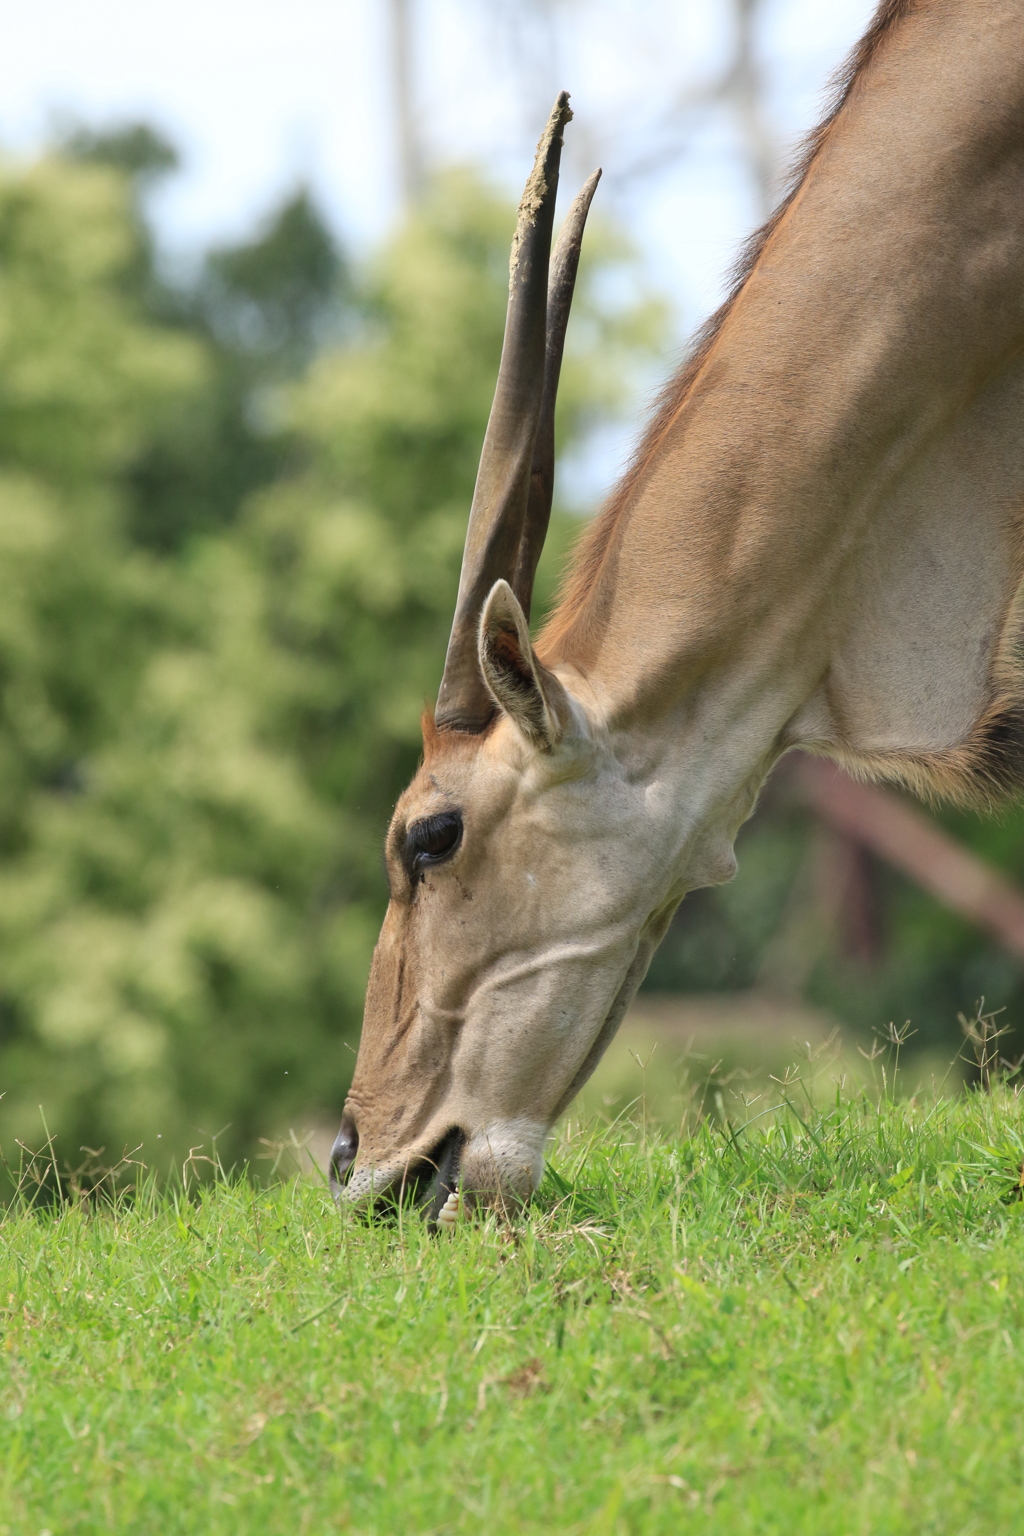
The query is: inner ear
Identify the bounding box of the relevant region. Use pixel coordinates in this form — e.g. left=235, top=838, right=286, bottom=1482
left=478, top=580, right=559, bottom=748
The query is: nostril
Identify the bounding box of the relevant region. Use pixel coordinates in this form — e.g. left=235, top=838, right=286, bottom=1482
left=329, top=1115, right=358, bottom=1189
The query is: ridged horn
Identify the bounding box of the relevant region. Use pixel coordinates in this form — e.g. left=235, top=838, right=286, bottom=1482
left=434, top=92, right=572, bottom=733
left=513, top=168, right=602, bottom=622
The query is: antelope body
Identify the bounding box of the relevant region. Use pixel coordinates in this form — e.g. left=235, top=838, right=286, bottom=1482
left=334, top=0, right=1024, bottom=1217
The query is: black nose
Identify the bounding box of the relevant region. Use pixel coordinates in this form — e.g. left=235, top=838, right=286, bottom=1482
left=329, top=1115, right=358, bottom=1195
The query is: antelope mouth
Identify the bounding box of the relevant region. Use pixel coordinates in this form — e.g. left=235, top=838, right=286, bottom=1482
left=334, top=1125, right=464, bottom=1226
left=420, top=1126, right=465, bottom=1226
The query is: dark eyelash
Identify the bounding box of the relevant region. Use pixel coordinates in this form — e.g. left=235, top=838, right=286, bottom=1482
left=403, top=811, right=463, bottom=880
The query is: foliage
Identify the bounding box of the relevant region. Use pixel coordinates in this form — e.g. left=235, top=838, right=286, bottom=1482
left=201, top=187, right=351, bottom=371
left=4, top=1089, right=1024, bottom=1531
left=647, top=782, right=1024, bottom=1062
left=0, top=153, right=199, bottom=488
left=0, top=137, right=661, bottom=1170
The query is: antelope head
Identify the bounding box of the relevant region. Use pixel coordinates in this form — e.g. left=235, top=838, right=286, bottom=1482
left=332, top=96, right=684, bottom=1219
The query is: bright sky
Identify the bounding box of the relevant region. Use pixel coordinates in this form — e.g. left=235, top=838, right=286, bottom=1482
left=0, top=0, right=876, bottom=493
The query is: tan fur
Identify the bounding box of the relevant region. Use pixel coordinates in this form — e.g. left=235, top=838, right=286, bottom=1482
left=540, top=0, right=918, bottom=664
left=542, top=0, right=1024, bottom=803
left=338, top=0, right=1024, bottom=1209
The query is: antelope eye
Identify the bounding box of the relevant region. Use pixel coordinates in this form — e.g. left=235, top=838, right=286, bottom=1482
left=405, top=811, right=463, bottom=877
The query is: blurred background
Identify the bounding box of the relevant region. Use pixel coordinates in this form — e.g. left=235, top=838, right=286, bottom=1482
left=1, top=0, right=1022, bottom=1174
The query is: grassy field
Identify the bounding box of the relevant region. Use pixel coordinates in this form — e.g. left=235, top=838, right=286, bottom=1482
left=4, top=1080, right=1024, bottom=1534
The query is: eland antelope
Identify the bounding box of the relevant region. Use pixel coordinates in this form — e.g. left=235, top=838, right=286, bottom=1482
left=333, top=0, right=1024, bottom=1218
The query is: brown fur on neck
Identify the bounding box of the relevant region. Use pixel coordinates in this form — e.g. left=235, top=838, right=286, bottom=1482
left=539, top=0, right=917, bottom=667
left=539, top=0, right=1024, bottom=809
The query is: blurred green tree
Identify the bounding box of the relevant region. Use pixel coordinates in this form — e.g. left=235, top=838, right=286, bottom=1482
left=123, top=186, right=357, bottom=554
left=61, top=120, right=354, bottom=554
left=645, top=778, right=1024, bottom=1072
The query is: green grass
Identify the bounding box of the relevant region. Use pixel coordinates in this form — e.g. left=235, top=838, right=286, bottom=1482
left=4, top=1087, right=1024, bottom=1534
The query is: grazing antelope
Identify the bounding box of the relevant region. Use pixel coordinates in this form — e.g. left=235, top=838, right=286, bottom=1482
left=333, top=0, right=1024, bottom=1219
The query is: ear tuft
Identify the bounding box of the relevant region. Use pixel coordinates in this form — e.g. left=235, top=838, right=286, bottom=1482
left=478, top=580, right=559, bottom=748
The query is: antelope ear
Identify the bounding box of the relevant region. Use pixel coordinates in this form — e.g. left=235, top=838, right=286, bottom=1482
left=478, top=580, right=564, bottom=749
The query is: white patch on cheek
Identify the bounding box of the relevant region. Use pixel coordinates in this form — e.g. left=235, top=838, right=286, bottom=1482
left=461, top=1118, right=548, bottom=1197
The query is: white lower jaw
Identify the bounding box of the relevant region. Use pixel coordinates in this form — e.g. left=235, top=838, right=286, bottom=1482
left=460, top=1118, right=548, bottom=1200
